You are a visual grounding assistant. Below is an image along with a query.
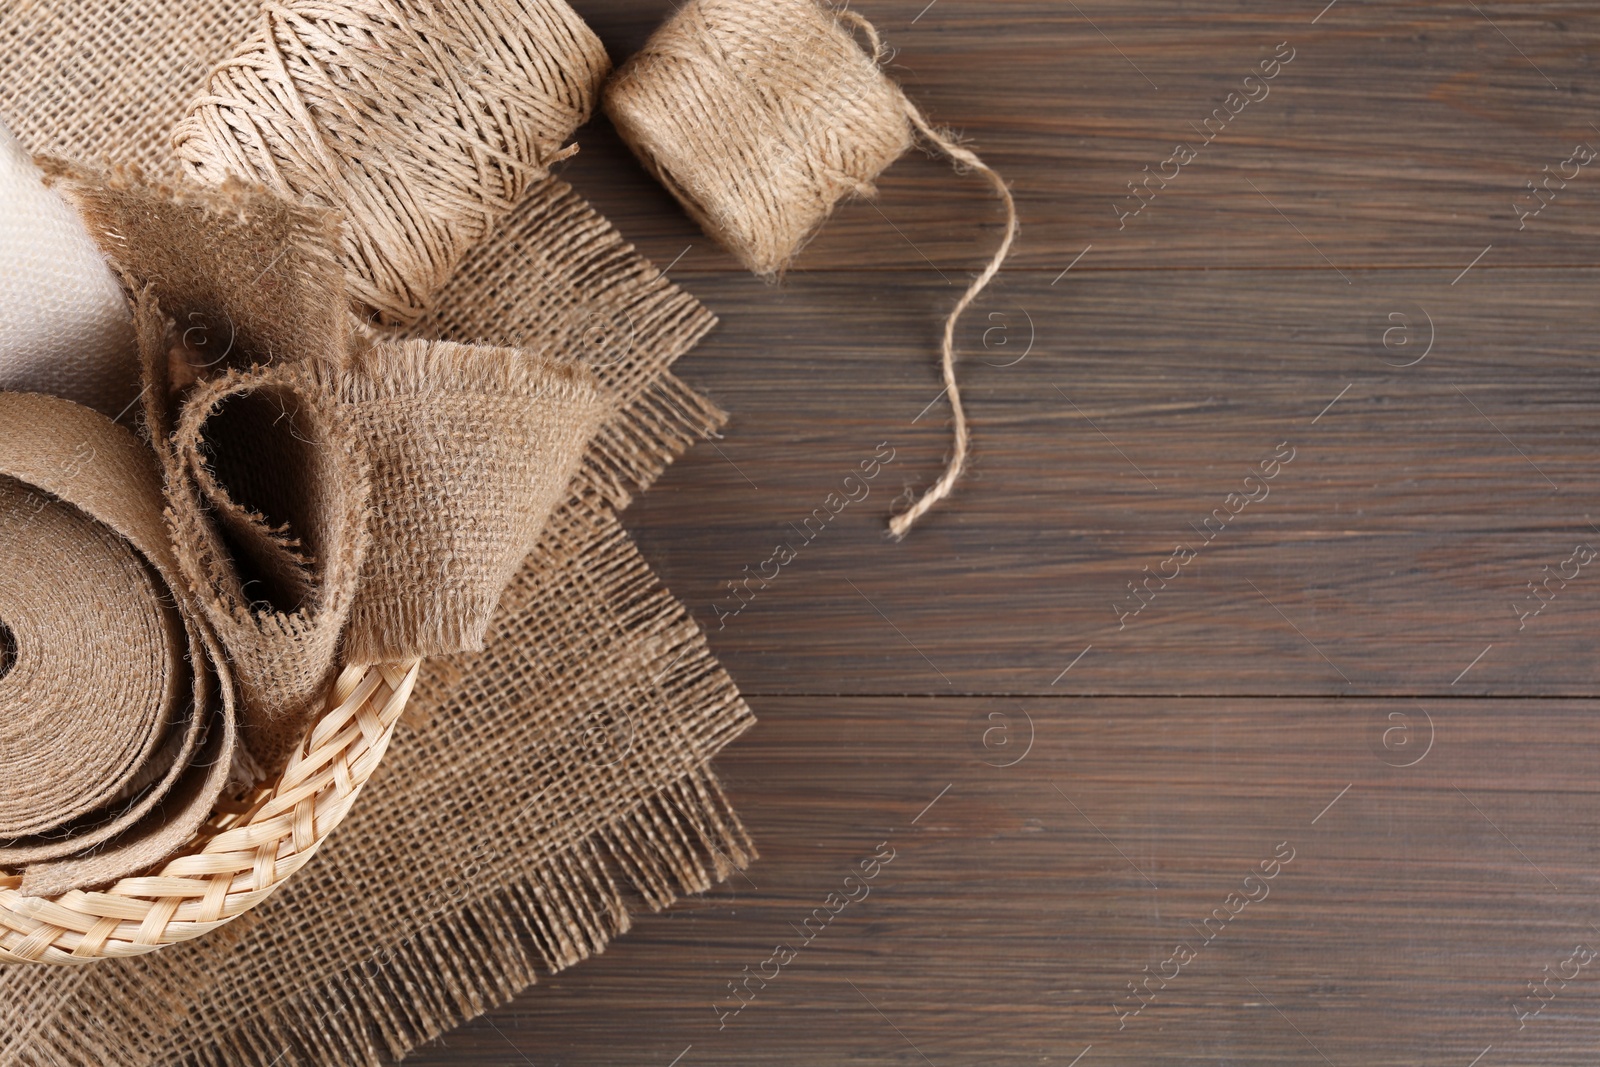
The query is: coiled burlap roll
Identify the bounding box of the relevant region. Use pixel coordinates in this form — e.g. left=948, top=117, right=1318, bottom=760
left=0, top=392, right=235, bottom=897
left=172, top=0, right=612, bottom=325
left=163, top=356, right=372, bottom=773
left=605, top=0, right=1019, bottom=538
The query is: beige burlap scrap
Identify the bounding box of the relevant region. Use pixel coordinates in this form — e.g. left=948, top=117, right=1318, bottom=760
left=0, top=392, right=235, bottom=898
left=332, top=339, right=608, bottom=664
left=43, top=161, right=349, bottom=375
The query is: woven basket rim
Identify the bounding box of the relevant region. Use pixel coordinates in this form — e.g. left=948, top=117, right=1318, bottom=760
left=0, top=659, right=418, bottom=965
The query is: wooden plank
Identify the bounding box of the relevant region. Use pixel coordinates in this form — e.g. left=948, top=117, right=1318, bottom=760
left=624, top=267, right=1600, bottom=695
left=564, top=0, right=1600, bottom=274
left=409, top=695, right=1600, bottom=1066
left=405, top=3, right=1600, bottom=1064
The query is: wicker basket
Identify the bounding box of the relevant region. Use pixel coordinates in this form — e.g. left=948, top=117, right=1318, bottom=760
left=0, top=659, right=419, bottom=965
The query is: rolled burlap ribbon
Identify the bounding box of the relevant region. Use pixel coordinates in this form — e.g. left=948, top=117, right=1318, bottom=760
left=605, top=0, right=1019, bottom=538
left=0, top=121, right=139, bottom=419
left=55, top=161, right=605, bottom=768
left=0, top=392, right=235, bottom=897
left=161, top=352, right=373, bottom=773
left=172, top=0, right=612, bottom=325
left=329, top=339, right=607, bottom=665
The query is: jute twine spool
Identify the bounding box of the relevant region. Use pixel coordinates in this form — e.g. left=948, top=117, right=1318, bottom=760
left=173, top=0, right=612, bottom=325
left=605, top=0, right=1018, bottom=538
left=0, top=392, right=236, bottom=897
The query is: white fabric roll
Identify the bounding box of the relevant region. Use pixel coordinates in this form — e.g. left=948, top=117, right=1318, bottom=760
left=0, top=119, right=139, bottom=418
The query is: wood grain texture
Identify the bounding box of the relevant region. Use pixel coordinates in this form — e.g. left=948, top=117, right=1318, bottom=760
left=564, top=0, right=1600, bottom=274
left=624, top=268, right=1600, bottom=698
left=409, top=0, right=1600, bottom=1063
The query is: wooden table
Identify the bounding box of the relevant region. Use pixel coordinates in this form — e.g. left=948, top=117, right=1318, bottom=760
left=412, top=1, right=1600, bottom=1063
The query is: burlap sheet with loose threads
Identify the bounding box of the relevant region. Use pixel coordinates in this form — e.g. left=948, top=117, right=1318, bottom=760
left=0, top=393, right=237, bottom=899
left=167, top=360, right=374, bottom=770
left=46, top=163, right=351, bottom=375
left=0, top=1, right=754, bottom=1064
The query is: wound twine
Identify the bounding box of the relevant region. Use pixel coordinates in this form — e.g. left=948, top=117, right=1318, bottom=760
left=0, top=392, right=236, bottom=897
left=173, top=0, right=613, bottom=325
left=604, top=0, right=1018, bottom=538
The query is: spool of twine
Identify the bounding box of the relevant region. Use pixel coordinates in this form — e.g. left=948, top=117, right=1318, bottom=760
left=173, top=0, right=612, bottom=325
left=604, top=0, right=1018, bottom=538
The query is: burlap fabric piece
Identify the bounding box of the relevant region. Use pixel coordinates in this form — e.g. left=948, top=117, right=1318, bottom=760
left=331, top=339, right=608, bottom=663
left=45, top=162, right=350, bottom=376
left=60, top=164, right=610, bottom=758
left=0, top=393, right=236, bottom=898
left=0, top=2, right=754, bottom=1064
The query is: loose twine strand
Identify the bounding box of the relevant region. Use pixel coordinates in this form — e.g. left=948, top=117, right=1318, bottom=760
left=607, top=0, right=1018, bottom=539
left=833, top=7, right=1019, bottom=539
left=887, top=100, right=1018, bottom=540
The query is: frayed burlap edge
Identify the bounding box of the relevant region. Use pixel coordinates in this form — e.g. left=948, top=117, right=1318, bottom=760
left=41, top=160, right=350, bottom=373
left=0, top=175, right=754, bottom=1067
left=333, top=340, right=610, bottom=664
left=187, top=770, right=751, bottom=1067
left=165, top=359, right=373, bottom=771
